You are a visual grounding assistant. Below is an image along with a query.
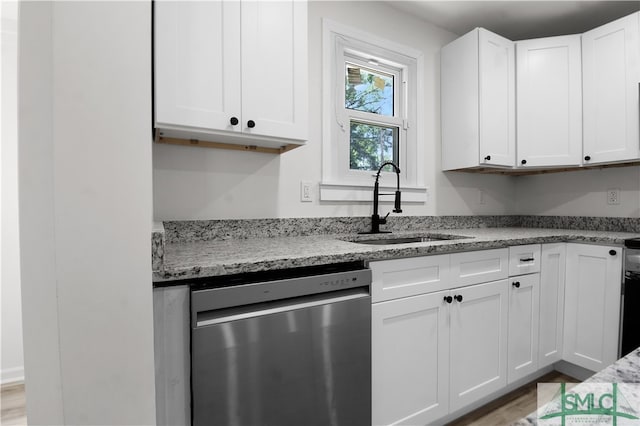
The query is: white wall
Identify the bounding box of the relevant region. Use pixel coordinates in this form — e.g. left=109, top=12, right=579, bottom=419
left=515, top=166, right=640, bottom=217
left=19, top=2, right=155, bottom=424
left=1, top=0, right=24, bottom=385
left=153, top=1, right=519, bottom=220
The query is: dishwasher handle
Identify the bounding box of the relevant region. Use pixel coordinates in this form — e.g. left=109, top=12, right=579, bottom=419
left=195, top=287, right=370, bottom=328
left=191, top=268, right=372, bottom=327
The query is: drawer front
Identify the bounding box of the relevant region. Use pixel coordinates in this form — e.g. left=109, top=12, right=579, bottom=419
left=450, top=248, right=509, bottom=286
left=370, top=255, right=450, bottom=303
left=509, top=244, right=541, bottom=276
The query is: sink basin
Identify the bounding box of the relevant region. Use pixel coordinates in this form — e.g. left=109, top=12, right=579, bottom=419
left=349, top=235, right=456, bottom=245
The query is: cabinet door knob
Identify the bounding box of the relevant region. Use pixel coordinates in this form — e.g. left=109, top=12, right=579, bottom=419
left=484, top=155, right=491, bottom=161
left=247, top=120, right=256, bottom=128
left=444, top=295, right=453, bottom=304
left=521, top=159, right=527, bottom=165
left=230, top=117, right=239, bottom=126
left=610, top=249, right=617, bottom=256
left=584, top=155, right=591, bottom=161
left=512, top=281, right=521, bottom=288
left=454, top=295, right=463, bottom=303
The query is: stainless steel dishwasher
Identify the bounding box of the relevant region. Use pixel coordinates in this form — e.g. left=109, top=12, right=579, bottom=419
left=190, top=262, right=372, bottom=426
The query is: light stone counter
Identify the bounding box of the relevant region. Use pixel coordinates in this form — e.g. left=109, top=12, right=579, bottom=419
left=153, top=227, right=640, bottom=282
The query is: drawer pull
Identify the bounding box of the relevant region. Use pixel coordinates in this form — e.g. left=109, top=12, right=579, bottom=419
left=512, top=281, right=521, bottom=288
left=444, top=296, right=453, bottom=304
left=519, top=257, right=535, bottom=262
left=454, top=295, right=463, bottom=303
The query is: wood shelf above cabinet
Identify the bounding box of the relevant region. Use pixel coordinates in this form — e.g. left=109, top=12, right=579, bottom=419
left=445, top=161, right=640, bottom=176
left=154, top=134, right=302, bottom=155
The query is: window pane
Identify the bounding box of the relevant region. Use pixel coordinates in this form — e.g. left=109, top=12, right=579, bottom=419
left=345, top=64, right=394, bottom=116
left=349, top=121, right=398, bottom=171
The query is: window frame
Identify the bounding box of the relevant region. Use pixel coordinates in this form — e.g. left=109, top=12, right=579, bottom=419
left=321, top=19, right=426, bottom=202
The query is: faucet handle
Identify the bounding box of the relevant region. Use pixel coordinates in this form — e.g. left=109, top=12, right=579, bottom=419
left=380, top=212, right=390, bottom=224
left=393, top=191, right=402, bottom=213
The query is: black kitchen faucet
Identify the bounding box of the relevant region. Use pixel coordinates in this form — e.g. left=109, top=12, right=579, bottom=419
left=361, top=161, right=402, bottom=234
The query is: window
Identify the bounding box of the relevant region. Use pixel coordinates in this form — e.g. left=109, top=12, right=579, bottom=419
left=321, top=20, right=426, bottom=202
left=345, top=60, right=400, bottom=172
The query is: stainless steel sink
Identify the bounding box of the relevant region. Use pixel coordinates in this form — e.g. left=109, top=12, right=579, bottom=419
left=348, top=235, right=461, bottom=245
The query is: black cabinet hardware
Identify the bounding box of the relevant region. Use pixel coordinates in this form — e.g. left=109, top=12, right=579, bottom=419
left=454, top=295, right=463, bottom=303
left=484, top=155, right=491, bottom=161
left=230, top=117, right=239, bottom=126
left=521, top=159, right=527, bottom=165
left=444, top=295, right=453, bottom=304
left=584, top=155, right=591, bottom=161
left=247, top=120, right=256, bottom=128
left=610, top=249, right=617, bottom=256
left=512, top=281, right=521, bottom=288
left=520, top=257, right=535, bottom=262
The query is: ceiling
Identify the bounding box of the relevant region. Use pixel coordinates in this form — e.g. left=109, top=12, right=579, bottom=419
left=387, top=1, right=640, bottom=40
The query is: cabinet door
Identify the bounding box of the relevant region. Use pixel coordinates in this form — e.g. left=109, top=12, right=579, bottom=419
left=507, top=274, right=540, bottom=384
left=441, top=28, right=514, bottom=170
left=449, top=279, right=508, bottom=412
left=516, top=35, right=582, bottom=167
left=564, top=244, right=622, bottom=372
left=478, top=29, right=515, bottom=168
left=241, top=1, right=308, bottom=141
left=372, top=292, right=449, bottom=425
left=155, top=1, right=242, bottom=131
left=539, top=243, right=566, bottom=368
left=583, top=12, right=640, bottom=164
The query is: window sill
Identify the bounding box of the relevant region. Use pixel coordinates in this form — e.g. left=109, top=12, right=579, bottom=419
left=319, top=182, right=428, bottom=203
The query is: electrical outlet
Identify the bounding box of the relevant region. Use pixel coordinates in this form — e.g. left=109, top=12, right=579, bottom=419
left=300, top=181, right=313, bottom=202
left=607, top=188, right=620, bottom=205
left=478, top=189, right=486, bottom=205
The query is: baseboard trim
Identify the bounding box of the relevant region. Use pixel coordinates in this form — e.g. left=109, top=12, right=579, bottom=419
left=553, top=360, right=595, bottom=381
left=1, top=366, right=25, bottom=385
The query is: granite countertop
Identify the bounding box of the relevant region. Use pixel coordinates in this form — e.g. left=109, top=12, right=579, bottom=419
left=153, top=227, right=640, bottom=282
left=515, top=348, right=640, bottom=425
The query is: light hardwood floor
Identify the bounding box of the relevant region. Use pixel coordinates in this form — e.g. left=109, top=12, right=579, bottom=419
left=0, top=372, right=575, bottom=426
left=447, top=371, right=576, bottom=426
left=1, top=382, right=27, bottom=426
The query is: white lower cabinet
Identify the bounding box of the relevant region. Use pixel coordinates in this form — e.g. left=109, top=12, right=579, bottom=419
left=507, top=274, right=540, bottom=384
left=372, top=279, right=509, bottom=424
left=563, top=243, right=622, bottom=372
left=372, top=291, right=450, bottom=426
left=539, top=243, right=566, bottom=367
left=449, top=279, right=509, bottom=412
left=371, top=242, right=622, bottom=425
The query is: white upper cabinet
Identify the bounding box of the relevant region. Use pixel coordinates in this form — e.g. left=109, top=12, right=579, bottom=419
left=154, top=0, right=308, bottom=148
left=155, top=1, right=241, bottom=133
left=442, top=28, right=515, bottom=170
left=582, top=12, right=640, bottom=165
left=516, top=35, right=583, bottom=168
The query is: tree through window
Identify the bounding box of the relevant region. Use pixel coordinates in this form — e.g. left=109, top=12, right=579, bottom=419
left=345, top=61, right=400, bottom=172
